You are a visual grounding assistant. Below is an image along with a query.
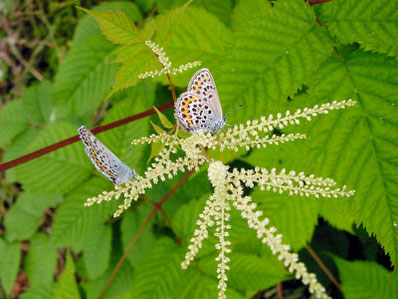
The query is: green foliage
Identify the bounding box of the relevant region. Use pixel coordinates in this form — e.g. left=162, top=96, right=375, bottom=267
left=1, top=0, right=397, bottom=298
left=334, top=257, right=398, bottom=298
left=25, top=233, right=58, bottom=287
left=4, top=193, right=61, bottom=242
left=82, top=224, right=112, bottom=279
left=0, top=239, right=21, bottom=295
left=15, top=121, right=92, bottom=194
left=327, top=0, right=398, bottom=58
left=54, top=252, right=80, bottom=299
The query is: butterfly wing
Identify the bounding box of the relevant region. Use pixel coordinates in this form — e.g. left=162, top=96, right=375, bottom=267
left=78, top=126, right=133, bottom=185
left=187, top=68, right=223, bottom=119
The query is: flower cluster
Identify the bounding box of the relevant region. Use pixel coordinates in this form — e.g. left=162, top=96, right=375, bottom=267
left=84, top=98, right=357, bottom=298
left=183, top=161, right=336, bottom=299
left=138, top=40, right=201, bottom=79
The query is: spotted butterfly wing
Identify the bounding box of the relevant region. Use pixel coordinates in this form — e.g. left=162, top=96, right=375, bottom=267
left=78, top=126, right=135, bottom=185
left=187, top=68, right=223, bottom=120
left=175, top=92, right=214, bottom=133
left=175, top=68, right=226, bottom=133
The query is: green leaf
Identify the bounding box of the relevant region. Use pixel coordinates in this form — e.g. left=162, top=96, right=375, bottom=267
left=199, top=252, right=289, bottom=293
left=81, top=261, right=133, bottom=299
left=0, top=239, right=21, bottom=295
left=299, top=51, right=398, bottom=267
left=52, top=35, right=117, bottom=115
left=20, top=283, right=55, bottom=299
left=121, top=204, right=155, bottom=266
left=4, top=193, right=62, bottom=242
left=25, top=233, right=57, bottom=287
left=22, top=80, right=53, bottom=124
left=0, top=99, right=28, bottom=146
left=77, top=7, right=145, bottom=45
left=51, top=177, right=118, bottom=247
left=14, top=121, right=92, bottom=194
left=217, top=0, right=334, bottom=123
left=156, top=0, right=233, bottom=26
left=328, top=0, right=398, bottom=58
left=54, top=252, right=80, bottom=299
left=334, top=257, right=397, bottom=298
left=153, top=106, right=174, bottom=129
left=163, top=6, right=231, bottom=87
left=252, top=187, right=318, bottom=251
left=154, top=0, right=192, bottom=45
left=231, top=0, right=271, bottom=30
left=99, top=92, right=153, bottom=174
left=82, top=224, right=112, bottom=280
left=127, top=238, right=185, bottom=298
left=3, top=127, right=41, bottom=183
left=73, top=1, right=143, bottom=46
left=150, top=120, right=166, bottom=134
left=110, top=44, right=159, bottom=95
left=173, top=196, right=208, bottom=243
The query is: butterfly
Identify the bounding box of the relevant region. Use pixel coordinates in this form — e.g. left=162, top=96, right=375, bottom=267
left=78, top=126, right=136, bottom=185
left=174, top=68, right=226, bottom=133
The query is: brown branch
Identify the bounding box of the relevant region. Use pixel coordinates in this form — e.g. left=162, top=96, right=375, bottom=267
left=305, top=243, right=341, bottom=290
left=99, top=169, right=194, bottom=298
left=277, top=283, right=283, bottom=299
left=0, top=101, right=174, bottom=172
left=166, top=73, right=177, bottom=102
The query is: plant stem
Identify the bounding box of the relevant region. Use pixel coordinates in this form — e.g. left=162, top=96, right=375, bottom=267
left=0, top=101, right=174, bottom=172
left=98, top=169, right=194, bottom=298
left=305, top=243, right=341, bottom=290
left=309, top=0, right=332, bottom=5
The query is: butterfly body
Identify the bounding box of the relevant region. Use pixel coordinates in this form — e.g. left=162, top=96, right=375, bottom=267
left=78, top=126, right=135, bottom=185
left=175, top=68, right=226, bottom=133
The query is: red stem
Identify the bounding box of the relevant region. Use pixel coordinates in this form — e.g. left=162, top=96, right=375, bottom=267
left=0, top=101, right=174, bottom=172
left=308, top=0, right=332, bottom=5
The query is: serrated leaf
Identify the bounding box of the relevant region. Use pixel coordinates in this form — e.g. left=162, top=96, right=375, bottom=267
left=328, top=0, right=398, bottom=58
left=14, top=121, right=92, bottom=194
left=154, top=0, right=192, bottom=44
left=153, top=106, right=174, bottom=128
left=299, top=51, right=398, bottom=267
left=0, top=239, right=21, bottom=295
left=52, top=35, right=117, bottom=115
left=77, top=7, right=144, bottom=45
left=0, top=99, right=28, bottom=146
left=217, top=0, right=333, bottom=124
left=334, top=257, right=397, bottom=298
left=51, top=177, right=118, bottom=247
left=4, top=193, right=62, bottom=242
left=121, top=204, right=155, bottom=266
left=54, top=252, right=80, bottom=299
left=110, top=45, right=159, bottom=95
left=82, top=224, right=112, bottom=280
left=73, top=1, right=143, bottom=46
left=25, top=233, right=57, bottom=287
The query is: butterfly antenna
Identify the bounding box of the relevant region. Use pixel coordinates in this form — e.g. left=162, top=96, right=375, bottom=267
left=224, top=104, right=243, bottom=117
